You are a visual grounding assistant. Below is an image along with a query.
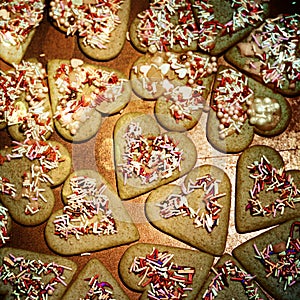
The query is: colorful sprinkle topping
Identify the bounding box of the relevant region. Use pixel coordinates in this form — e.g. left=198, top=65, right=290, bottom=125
left=0, top=60, right=52, bottom=140
left=54, top=175, right=117, bottom=240
left=158, top=174, right=225, bottom=232
left=193, top=0, right=265, bottom=52
left=0, top=206, right=10, bottom=247
left=246, top=155, right=300, bottom=217
left=49, top=0, right=123, bottom=49
left=82, top=274, right=115, bottom=300
left=0, top=253, right=72, bottom=299
left=130, top=247, right=195, bottom=299
left=135, top=0, right=199, bottom=51
left=212, top=68, right=253, bottom=139
left=202, top=259, right=264, bottom=299
left=2, top=140, right=65, bottom=215
left=0, top=0, right=44, bottom=47
left=165, top=51, right=217, bottom=84
left=243, top=14, right=300, bottom=89
left=254, top=221, right=300, bottom=291
left=118, top=122, right=183, bottom=185
left=53, top=59, right=124, bottom=135
left=166, top=85, right=205, bottom=122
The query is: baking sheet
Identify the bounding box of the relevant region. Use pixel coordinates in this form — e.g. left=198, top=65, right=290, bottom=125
left=0, top=1, right=299, bottom=299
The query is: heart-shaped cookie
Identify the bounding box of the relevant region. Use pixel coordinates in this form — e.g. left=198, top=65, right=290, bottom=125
left=45, top=169, right=139, bottom=255
left=48, top=0, right=130, bottom=60
left=235, top=145, right=300, bottom=233
left=0, top=140, right=71, bottom=226
left=196, top=253, right=268, bottom=299
left=190, top=0, right=270, bottom=55
left=114, top=112, right=197, bottom=199
left=0, top=247, right=77, bottom=300
left=0, top=59, right=54, bottom=142
left=233, top=219, right=300, bottom=300
left=145, top=165, right=231, bottom=256
left=119, top=243, right=214, bottom=300
left=206, top=66, right=291, bottom=153
left=0, top=0, right=45, bottom=65
left=48, top=59, right=131, bottom=142
left=225, top=13, right=300, bottom=97
left=62, top=258, right=129, bottom=300
left=129, top=0, right=199, bottom=53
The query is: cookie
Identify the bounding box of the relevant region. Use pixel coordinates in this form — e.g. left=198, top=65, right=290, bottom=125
left=0, top=0, right=45, bottom=65
left=0, top=205, right=12, bottom=248
left=0, top=247, right=77, bottom=300
left=62, top=258, right=129, bottom=300
left=48, top=0, right=130, bottom=60
left=233, top=219, right=300, bottom=300
left=114, top=112, right=197, bottom=199
left=0, top=59, right=53, bottom=142
left=190, top=0, right=270, bottom=56
left=235, top=145, right=300, bottom=233
left=129, top=0, right=199, bottom=53
left=196, top=253, right=268, bottom=299
left=0, top=140, right=71, bottom=226
left=130, top=50, right=217, bottom=100
left=145, top=165, right=231, bottom=256
left=48, top=58, right=131, bottom=142
left=225, top=13, right=300, bottom=97
left=45, top=169, right=139, bottom=255
left=206, top=66, right=291, bottom=153
left=119, top=243, right=214, bottom=300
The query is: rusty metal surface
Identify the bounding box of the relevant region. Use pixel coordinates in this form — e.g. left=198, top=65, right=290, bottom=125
left=0, top=1, right=299, bottom=299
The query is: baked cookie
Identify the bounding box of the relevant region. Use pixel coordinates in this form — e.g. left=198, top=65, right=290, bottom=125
left=0, top=140, right=71, bottom=226
left=119, top=243, right=214, bottom=300
left=206, top=66, right=291, bottom=153
left=196, top=253, right=268, bottom=299
left=225, top=13, right=300, bottom=97
left=130, top=50, right=217, bottom=100
left=145, top=165, right=231, bottom=256
left=0, top=59, right=53, bottom=142
left=48, top=0, right=130, bottom=60
left=0, top=0, right=45, bottom=65
left=0, top=205, right=12, bottom=248
left=45, top=169, right=139, bottom=255
left=0, top=247, right=77, bottom=300
left=190, top=0, right=270, bottom=56
left=233, top=219, right=300, bottom=300
left=48, top=58, right=131, bottom=142
left=62, top=258, right=129, bottom=300
left=129, top=0, right=199, bottom=53
left=114, top=112, right=197, bottom=199
left=235, top=145, right=300, bottom=233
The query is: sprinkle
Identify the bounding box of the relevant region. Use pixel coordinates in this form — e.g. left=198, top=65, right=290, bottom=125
left=135, top=0, right=199, bottom=51
left=118, top=122, right=183, bottom=185
left=54, top=175, right=117, bottom=240
left=158, top=174, right=225, bottom=232
left=0, top=254, right=72, bottom=299
left=53, top=62, right=125, bottom=135
left=49, top=0, right=123, bottom=49
left=0, top=206, right=10, bottom=247
left=246, top=14, right=300, bottom=89
left=130, top=247, right=194, bottom=299
left=202, top=259, right=264, bottom=299
left=246, top=156, right=300, bottom=217
left=0, top=60, right=51, bottom=141
left=0, top=0, right=44, bottom=47
left=253, top=221, right=300, bottom=292
left=81, top=274, right=115, bottom=300
left=212, top=68, right=254, bottom=139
